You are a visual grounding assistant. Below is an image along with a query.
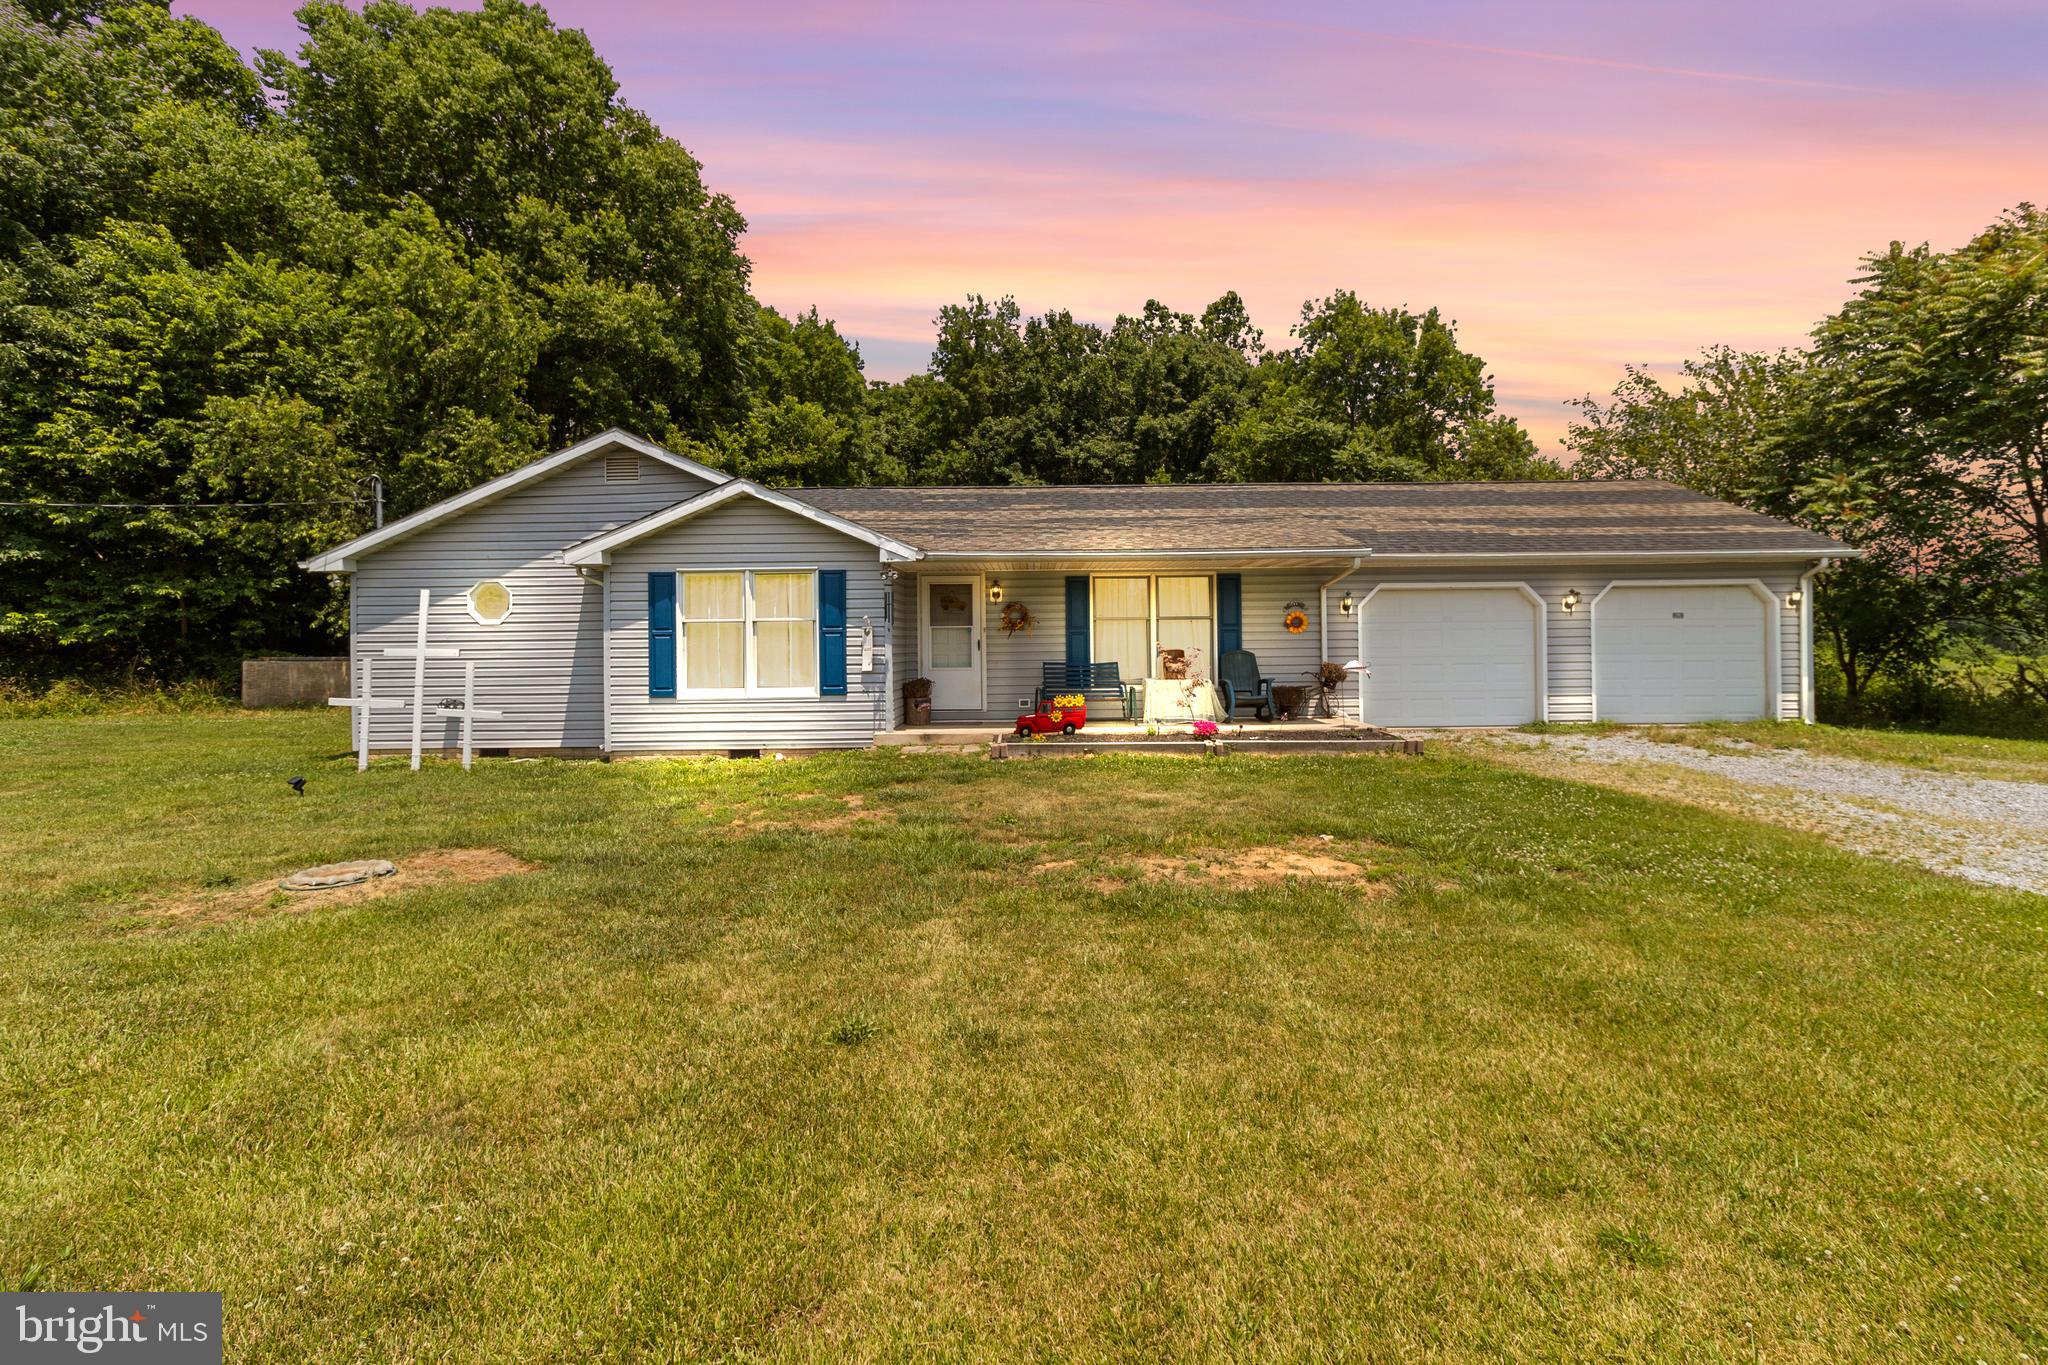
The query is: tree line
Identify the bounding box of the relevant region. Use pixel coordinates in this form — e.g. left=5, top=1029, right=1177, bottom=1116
left=3, top=0, right=2041, bottom=734
left=0, top=0, right=1551, bottom=679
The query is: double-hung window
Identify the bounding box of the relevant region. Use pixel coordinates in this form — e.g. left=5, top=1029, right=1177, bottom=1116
left=1091, top=574, right=1215, bottom=679
left=679, top=570, right=817, bottom=695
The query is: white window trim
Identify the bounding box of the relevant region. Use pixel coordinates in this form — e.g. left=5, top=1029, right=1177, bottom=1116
left=466, top=579, right=514, bottom=626
left=675, top=566, right=821, bottom=699
left=1088, top=572, right=1217, bottom=679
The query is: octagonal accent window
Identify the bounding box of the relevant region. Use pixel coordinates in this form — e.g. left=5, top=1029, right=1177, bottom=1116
left=467, top=579, right=513, bottom=626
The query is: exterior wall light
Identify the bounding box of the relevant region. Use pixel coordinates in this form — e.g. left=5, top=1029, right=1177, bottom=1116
left=1339, top=590, right=1354, bottom=616
left=1786, top=590, right=1803, bottom=610
left=1561, top=589, right=1582, bottom=613
left=987, top=579, right=1004, bottom=603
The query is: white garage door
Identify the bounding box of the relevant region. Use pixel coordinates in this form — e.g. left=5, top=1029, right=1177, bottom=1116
left=1597, top=585, right=1769, bottom=723
left=1363, top=588, right=1538, bottom=726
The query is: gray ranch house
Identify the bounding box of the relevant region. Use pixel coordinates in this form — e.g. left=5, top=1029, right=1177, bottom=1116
left=301, top=429, right=1855, bottom=756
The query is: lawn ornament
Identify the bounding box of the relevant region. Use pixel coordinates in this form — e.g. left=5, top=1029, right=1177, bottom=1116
left=328, top=661, right=408, bottom=771
left=1015, top=693, right=1086, bottom=737
left=434, top=661, right=506, bottom=770
left=382, top=589, right=460, bottom=770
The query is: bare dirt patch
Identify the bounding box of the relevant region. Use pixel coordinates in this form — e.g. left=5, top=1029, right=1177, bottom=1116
left=1044, top=843, right=1391, bottom=895
left=731, top=793, right=896, bottom=834
left=138, top=848, right=537, bottom=927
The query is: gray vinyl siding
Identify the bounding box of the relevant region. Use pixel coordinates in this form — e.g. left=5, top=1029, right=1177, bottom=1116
left=1321, top=562, right=1805, bottom=723
left=916, top=568, right=1336, bottom=724
left=349, top=454, right=712, bottom=750
left=607, top=500, right=892, bottom=751
left=898, top=561, right=1808, bottom=728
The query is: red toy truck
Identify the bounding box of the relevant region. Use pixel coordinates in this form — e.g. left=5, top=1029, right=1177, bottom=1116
left=1014, top=693, right=1086, bottom=737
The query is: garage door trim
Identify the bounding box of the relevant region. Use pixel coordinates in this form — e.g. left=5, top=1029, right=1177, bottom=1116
left=1589, top=579, right=1779, bottom=722
left=1358, top=581, right=1548, bottom=724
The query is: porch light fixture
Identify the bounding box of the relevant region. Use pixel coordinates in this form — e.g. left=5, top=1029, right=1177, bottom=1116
left=1786, top=589, right=1803, bottom=610
left=1339, top=590, right=1354, bottom=616
left=1561, top=589, right=1582, bottom=614
left=987, top=579, right=1004, bottom=604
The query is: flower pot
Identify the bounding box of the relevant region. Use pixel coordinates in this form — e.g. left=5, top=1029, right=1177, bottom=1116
left=907, top=699, right=932, bottom=728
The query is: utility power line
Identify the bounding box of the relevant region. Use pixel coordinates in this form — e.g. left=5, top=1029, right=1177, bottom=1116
left=0, top=498, right=363, bottom=509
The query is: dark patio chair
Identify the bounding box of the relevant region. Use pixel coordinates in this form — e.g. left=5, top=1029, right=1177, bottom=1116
left=1217, top=649, right=1277, bottom=721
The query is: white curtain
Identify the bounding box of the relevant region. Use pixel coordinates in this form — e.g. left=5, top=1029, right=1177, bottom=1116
left=683, top=572, right=744, bottom=690
left=753, top=571, right=816, bottom=689
left=1156, top=576, right=1213, bottom=673
left=1093, top=576, right=1151, bottom=681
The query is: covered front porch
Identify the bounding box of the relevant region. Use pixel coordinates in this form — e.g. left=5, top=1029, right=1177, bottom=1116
left=888, top=557, right=1369, bottom=730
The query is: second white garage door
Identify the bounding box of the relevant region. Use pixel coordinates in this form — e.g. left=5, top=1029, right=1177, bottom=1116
left=1362, top=587, right=1539, bottom=726
left=1596, top=584, right=1770, bottom=722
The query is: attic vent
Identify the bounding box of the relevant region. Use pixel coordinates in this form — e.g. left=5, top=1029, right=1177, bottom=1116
left=604, top=453, right=640, bottom=483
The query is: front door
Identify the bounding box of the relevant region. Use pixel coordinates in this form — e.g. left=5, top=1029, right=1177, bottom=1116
left=922, top=575, right=983, bottom=712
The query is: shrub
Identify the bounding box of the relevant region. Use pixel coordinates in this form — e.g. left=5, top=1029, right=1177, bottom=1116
left=0, top=678, right=239, bottom=719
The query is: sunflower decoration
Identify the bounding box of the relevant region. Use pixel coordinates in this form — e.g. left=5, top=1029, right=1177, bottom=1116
left=999, top=600, right=1035, bottom=635
left=1282, top=604, right=1310, bottom=634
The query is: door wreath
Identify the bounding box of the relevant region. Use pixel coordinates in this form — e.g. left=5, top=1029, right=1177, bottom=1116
left=999, top=600, right=1035, bottom=635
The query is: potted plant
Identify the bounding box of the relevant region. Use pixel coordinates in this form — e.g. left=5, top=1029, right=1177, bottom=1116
left=1311, top=661, right=1348, bottom=718
left=903, top=677, right=933, bottom=727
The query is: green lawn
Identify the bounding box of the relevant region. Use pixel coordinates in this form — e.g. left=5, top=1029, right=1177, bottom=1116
left=2, top=713, right=2043, bottom=1361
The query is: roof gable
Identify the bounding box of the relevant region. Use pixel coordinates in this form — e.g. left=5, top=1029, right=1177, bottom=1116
left=561, top=479, right=925, bottom=566
left=300, top=430, right=730, bottom=573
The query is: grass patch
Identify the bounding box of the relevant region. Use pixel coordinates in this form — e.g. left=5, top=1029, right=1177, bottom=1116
left=2, top=712, right=2045, bottom=1360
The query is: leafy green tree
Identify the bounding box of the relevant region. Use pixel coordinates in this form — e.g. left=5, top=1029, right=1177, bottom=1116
left=260, top=0, right=754, bottom=439
left=1799, top=207, right=2047, bottom=616
left=1564, top=347, right=1803, bottom=500
left=0, top=0, right=762, bottom=677
left=873, top=293, right=1267, bottom=486
left=1215, top=292, right=1553, bottom=481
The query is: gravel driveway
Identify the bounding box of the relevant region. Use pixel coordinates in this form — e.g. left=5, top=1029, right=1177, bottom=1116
left=1480, top=731, right=2048, bottom=896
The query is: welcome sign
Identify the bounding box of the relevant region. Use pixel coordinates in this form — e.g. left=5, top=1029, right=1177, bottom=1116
left=3, top=1294, right=221, bottom=1363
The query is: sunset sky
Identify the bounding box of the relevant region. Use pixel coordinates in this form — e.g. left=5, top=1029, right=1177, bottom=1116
left=178, top=0, right=2048, bottom=452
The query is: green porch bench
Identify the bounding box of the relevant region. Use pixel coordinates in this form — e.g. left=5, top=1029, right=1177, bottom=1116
left=1036, top=661, right=1136, bottom=720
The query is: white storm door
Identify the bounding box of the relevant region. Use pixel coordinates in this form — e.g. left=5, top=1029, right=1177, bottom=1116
left=1597, top=585, right=1768, bottom=722
left=922, top=576, right=983, bottom=711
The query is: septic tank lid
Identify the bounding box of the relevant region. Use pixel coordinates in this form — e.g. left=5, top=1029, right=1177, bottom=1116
left=279, top=859, right=397, bottom=892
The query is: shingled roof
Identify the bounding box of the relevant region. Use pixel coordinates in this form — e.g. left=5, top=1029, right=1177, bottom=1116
left=796, top=480, right=1849, bottom=558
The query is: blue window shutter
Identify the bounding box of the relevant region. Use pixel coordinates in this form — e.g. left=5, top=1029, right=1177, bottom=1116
left=648, top=573, right=676, bottom=697
left=1064, top=576, right=1091, bottom=672
left=1216, top=574, right=1242, bottom=656
left=818, top=570, right=847, bottom=696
